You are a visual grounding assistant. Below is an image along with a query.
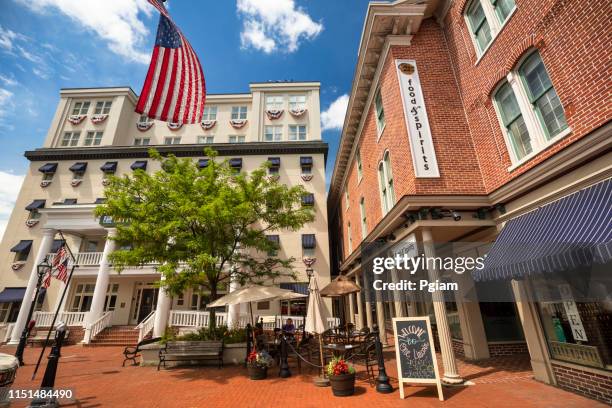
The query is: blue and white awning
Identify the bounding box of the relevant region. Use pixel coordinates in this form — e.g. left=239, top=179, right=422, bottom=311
left=474, top=179, right=612, bottom=281
left=0, top=287, right=26, bottom=303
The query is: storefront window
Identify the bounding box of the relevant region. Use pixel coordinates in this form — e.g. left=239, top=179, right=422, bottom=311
left=476, top=281, right=525, bottom=341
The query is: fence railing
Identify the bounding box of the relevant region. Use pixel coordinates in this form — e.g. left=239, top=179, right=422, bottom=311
left=83, top=311, right=113, bottom=344
left=168, top=311, right=253, bottom=328
left=34, top=311, right=87, bottom=327
left=327, top=317, right=340, bottom=329
left=47, top=252, right=103, bottom=266
left=136, top=311, right=156, bottom=342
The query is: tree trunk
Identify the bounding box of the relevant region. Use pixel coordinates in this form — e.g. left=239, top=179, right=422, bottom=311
left=209, top=285, right=218, bottom=330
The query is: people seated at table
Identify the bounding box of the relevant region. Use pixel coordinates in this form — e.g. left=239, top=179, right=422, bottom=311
left=282, top=318, right=296, bottom=336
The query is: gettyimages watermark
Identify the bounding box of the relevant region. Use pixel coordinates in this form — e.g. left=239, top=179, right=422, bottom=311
left=357, top=236, right=612, bottom=304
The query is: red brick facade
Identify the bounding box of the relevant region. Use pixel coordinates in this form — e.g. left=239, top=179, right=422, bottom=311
left=552, top=363, right=612, bottom=405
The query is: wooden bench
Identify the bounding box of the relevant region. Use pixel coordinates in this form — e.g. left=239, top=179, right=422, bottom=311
left=158, top=340, right=224, bottom=370
left=123, top=337, right=161, bottom=367
left=28, top=329, right=70, bottom=347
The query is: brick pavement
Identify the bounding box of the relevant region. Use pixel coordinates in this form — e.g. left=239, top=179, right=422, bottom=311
left=1, top=345, right=605, bottom=408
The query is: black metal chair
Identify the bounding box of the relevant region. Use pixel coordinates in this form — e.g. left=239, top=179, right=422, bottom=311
left=122, top=337, right=161, bottom=367
left=349, top=336, right=377, bottom=386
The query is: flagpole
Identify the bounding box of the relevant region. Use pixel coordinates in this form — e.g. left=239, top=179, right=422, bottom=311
left=31, top=231, right=77, bottom=380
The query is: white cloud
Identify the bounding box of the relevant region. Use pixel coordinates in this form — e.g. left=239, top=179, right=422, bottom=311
left=0, top=88, right=14, bottom=118
left=0, top=171, right=24, bottom=241
left=0, top=25, right=28, bottom=52
left=16, top=0, right=153, bottom=64
left=237, top=0, right=323, bottom=54
left=0, top=73, right=18, bottom=87
left=321, top=94, right=349, bottom=131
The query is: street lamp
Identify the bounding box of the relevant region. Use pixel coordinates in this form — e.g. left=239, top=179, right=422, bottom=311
left=15, top=256, right=52, bottom=365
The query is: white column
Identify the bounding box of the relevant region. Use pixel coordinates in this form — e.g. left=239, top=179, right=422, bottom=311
left=9, top=229, right=56, bottom=344
left=153, top=275, right=171, bottom=337
left=84, top=229, right=116, bottom=330
left=355, top=272, right=365, bottom=330
left=226, top=276, right=240, bottom=328
left=422, top=227, right=463, bottom=384
left=348, top=292, right=356, bottom=325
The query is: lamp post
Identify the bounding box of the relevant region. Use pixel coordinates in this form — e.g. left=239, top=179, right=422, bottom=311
left=15, top=257, right=52, bottom=366
left=372, top=324, right=393, bottom=393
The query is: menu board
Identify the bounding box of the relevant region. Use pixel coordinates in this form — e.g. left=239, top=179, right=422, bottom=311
left=392, top=317, right=443, bottom=401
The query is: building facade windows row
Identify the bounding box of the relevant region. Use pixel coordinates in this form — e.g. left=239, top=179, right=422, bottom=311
left=465, top=0, right=516, bottom=56
left=70, top=100, right=113, bottom=117
left=378, top=151, right=395, bottom=216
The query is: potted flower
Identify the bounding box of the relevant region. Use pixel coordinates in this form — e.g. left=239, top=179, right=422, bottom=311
left=327, top=357, right=356, bottom=396
left=246, top=350, right=273, bottom=380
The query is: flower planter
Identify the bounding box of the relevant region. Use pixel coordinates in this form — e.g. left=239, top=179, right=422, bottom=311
left=247, top=365, right=268, bottom=380
left=329, top=373, right=356, bottom=397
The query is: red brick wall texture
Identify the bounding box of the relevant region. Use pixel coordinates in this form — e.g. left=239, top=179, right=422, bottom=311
left=339, top=0, right=611, bottom=257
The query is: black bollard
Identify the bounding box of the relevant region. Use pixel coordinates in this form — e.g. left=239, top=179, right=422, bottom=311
left=372, top=324, right=393, bottom=393
left=245, top=324, right=252, bottom=367
left=278, top=335, right=291, bottom=378
left=30, top=323, right=67, bottom=408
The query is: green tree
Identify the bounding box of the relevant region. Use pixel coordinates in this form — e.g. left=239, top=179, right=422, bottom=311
left=94, top=149, right=315, bottom=308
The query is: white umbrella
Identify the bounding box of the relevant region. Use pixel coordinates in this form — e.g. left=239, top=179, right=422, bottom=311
left=304, top=277, right=330, bottom=386
left=207, top=285, right=296, bottom=307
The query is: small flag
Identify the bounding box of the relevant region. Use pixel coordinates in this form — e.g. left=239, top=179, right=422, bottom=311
left=136, top=0, right=206, bottom=124
left=55, top=258, right=69, bottom=283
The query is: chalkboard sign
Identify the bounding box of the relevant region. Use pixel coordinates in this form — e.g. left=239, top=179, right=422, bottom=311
left=392, top=317, right=443, bottom=401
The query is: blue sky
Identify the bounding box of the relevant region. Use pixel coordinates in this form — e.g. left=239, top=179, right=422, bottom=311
left=0, top=0, right=371, bottom=235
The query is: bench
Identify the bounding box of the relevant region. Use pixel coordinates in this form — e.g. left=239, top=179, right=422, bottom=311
left=28, top=329, right=70, bottom=347
left=123, top=337, right=161, bottom=367
left=158, top=340, right=224, bottom=370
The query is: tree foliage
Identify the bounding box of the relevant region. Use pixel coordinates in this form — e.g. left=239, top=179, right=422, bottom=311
left=94, top=149, right=315, bottom=301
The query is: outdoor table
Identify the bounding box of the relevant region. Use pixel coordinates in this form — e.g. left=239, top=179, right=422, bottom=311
left=323, top=343, right=358, bottom=359
left=0, top=353, right=18, bottom=405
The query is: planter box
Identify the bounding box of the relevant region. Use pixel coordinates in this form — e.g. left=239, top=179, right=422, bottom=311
left=139, top=342, right=247, bottom=367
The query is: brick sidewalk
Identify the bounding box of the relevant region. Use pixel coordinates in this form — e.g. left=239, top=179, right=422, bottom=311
left=1, top=345, right=604, bottom=408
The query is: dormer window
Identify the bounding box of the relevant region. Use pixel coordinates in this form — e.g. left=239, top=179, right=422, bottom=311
left=94, top=101, right=112, bottom=115
left=72, top=101, right=90, bottom=116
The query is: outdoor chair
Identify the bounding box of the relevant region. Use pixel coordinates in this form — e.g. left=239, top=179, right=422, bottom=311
left=349, top=337, right=377, bottom=386
left=123, top=337, right=161, bottom=367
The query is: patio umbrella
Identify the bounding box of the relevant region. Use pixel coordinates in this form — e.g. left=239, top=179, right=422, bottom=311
left=304, top=277, right=330, bottom=386
left=319, top=275, right=360, bottom=336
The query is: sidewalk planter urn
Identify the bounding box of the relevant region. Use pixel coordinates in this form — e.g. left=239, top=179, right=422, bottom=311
left=247, top=365, right=268, bottom=380
left=329, top=373, right=355, bottom=396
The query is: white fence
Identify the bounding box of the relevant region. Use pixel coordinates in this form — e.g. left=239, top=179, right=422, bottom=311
left=168, top=311, right=258, bottom=328
left=83, top=311, right=113, bottom=344
left=47, top=252, right=103, bottom=266
left=34, top=311, right=87, bottom=327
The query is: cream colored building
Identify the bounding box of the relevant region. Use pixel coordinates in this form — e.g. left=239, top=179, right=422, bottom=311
left=0, top=82, right=331, bottom=344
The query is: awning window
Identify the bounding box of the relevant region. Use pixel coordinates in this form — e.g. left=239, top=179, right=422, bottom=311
left=302, top=193, right=315, bottom=206
left=300, top=156, right=313, bottom=166
left=25, top=200, right=46, bottom=211
left=131, top=160, right=147, bottom=171
left=229, top=158, right=242, bottom=169
left=38, top=163, right=58, bottom=174
left=100, top=161, right=118, bottom=173
left=280, top=282, right=309, bottom=296
left=10, top=240, right=32, bottom=254
left=0, top=287, right=26, bottom=303
left=69, top=162, right=88, bottom=173
left=302, top=234, right=316, bottom=249
left=474, top=179, right=612, bottom=281
left=268, top=157, right=281, bottom=168
left=198, top=159, right=210, bottom=168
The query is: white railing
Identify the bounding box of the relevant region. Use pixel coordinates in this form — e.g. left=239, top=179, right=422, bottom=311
left=83, top=311, right=113, bottom=344
left=168, top=311, right=238, bottom=328
left=327, top=317, right=340, bottom=329
left=2, top=323, right=14, bottom=344
left=257, top=315, right=305, bottom=330
left=47, top=252, right=103, bottom=266
left=34, top=311, right=86, bottom=327
left=136, top=311, right=156, bottom=342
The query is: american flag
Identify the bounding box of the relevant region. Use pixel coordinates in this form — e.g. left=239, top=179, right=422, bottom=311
left=136, top=0, right=206, bottom=124
left=43, top=244, right=70, bottom=288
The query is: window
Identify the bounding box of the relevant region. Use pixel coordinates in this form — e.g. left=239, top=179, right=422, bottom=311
left=300, top=157, right=313, bottom=174
left=265, top=95, right=284, bottom=110
left=94, top=101, right=112, bottom=115
left=465, top=0, right=492, bottom=52
left=289, top=95, right=306, bottom=110
left=494, top=82, right=532, bottom=160
left=360, top=197, right=367, bottom=238
left=375, top=89, right=385, bottom=134
left=344, top=189, right=349, bottom=210
left=257, top=301, right=270, bottom=310
left=134, top=137, right=150, bottom=146
left=71, top=101, right=90, bottom=116
left=264, top=126, right=282, bottom=142
left=356, top=149, right=363, bottom=181
left=288, top=125, right=307, bottom=141
left=197, top=135, right=214, bottom=144
left=202, top=106, right=217, bottom=120
left=267, top=235, right=279, bottom=256
left=84, top=131, right=103, bottom=146
left=138, top=115, right=152, bottom=125
left=61, top=132, right=80, bottom=147
left=302, top=234, right=316, bottom=258
left=268, top=157, right=280, bottom=175
left=103, top=283, right=119, bottom=312
left=518, top=52, right=568, bottom=139
left=378, top=152, right=396, bottom=215
left=164, top=137, right=181, bottom=145
left=492, top=51, right=569, bottom=165
left=70, top=284, right=95, bottom=312
left=492, top=0, right=516, bottom=23
left=347, top=222, right=353, bottom=253
left=229, top=135, right=245, bottom=143
left=176, top=293, right=184, bottom=306
left=231, top=106, right=247, bottom=120
left=11, top=240, right=32, bottom=262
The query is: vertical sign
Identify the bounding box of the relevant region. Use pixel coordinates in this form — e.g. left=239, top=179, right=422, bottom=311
left=558, top=284, right=588, bottom=341
left=392, top=316, right=443, bottom=401
left=395, top=59, right=440, bottom=178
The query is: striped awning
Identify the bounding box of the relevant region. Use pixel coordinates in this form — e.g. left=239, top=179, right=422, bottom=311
left=474, top=179, right=612, bottom=281
left=69, top=162, right=88, bottom=173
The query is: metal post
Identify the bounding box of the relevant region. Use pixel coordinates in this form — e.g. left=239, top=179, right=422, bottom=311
left=278, top=335, right=291, bottom=378
left=15, top=269, right=45, bottom=366
left=372, top=324, right=393, bottom=393
left=29, top=323, right=67, bottom=408
left=245, top=324, right=252, bottom=367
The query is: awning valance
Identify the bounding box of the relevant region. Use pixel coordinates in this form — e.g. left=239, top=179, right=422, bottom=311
left=474, top=179, right=612, bottom=281
left=302, top=234, right=316, bottom=249
left=131, top=160, right=147, bottom=171
left=280, top=282, right=309, bottom=296
left=300, top=156, right=313, bottom=166
left=100, top=161, right=118, bottom=173
left=38, top=163, right=58, bottom=173
left=25, top=200, right=46, bottom=211
left=198, top=159, right=210, bottom=168
left=268, top=157, right=281, bottom=167
left=10, top=240, right=32, bottom=253
left=69, top=162, right=88, bottom=173
left=229, top=158, right=242, bottom=168
left=0, top=287, right=26, bottom=303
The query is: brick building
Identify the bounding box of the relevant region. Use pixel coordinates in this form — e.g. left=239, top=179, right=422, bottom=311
left=328, top=0, right=610, bottom=403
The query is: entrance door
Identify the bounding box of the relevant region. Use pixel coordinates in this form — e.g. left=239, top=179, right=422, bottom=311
left=137, top=288, right=158, bottom=323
